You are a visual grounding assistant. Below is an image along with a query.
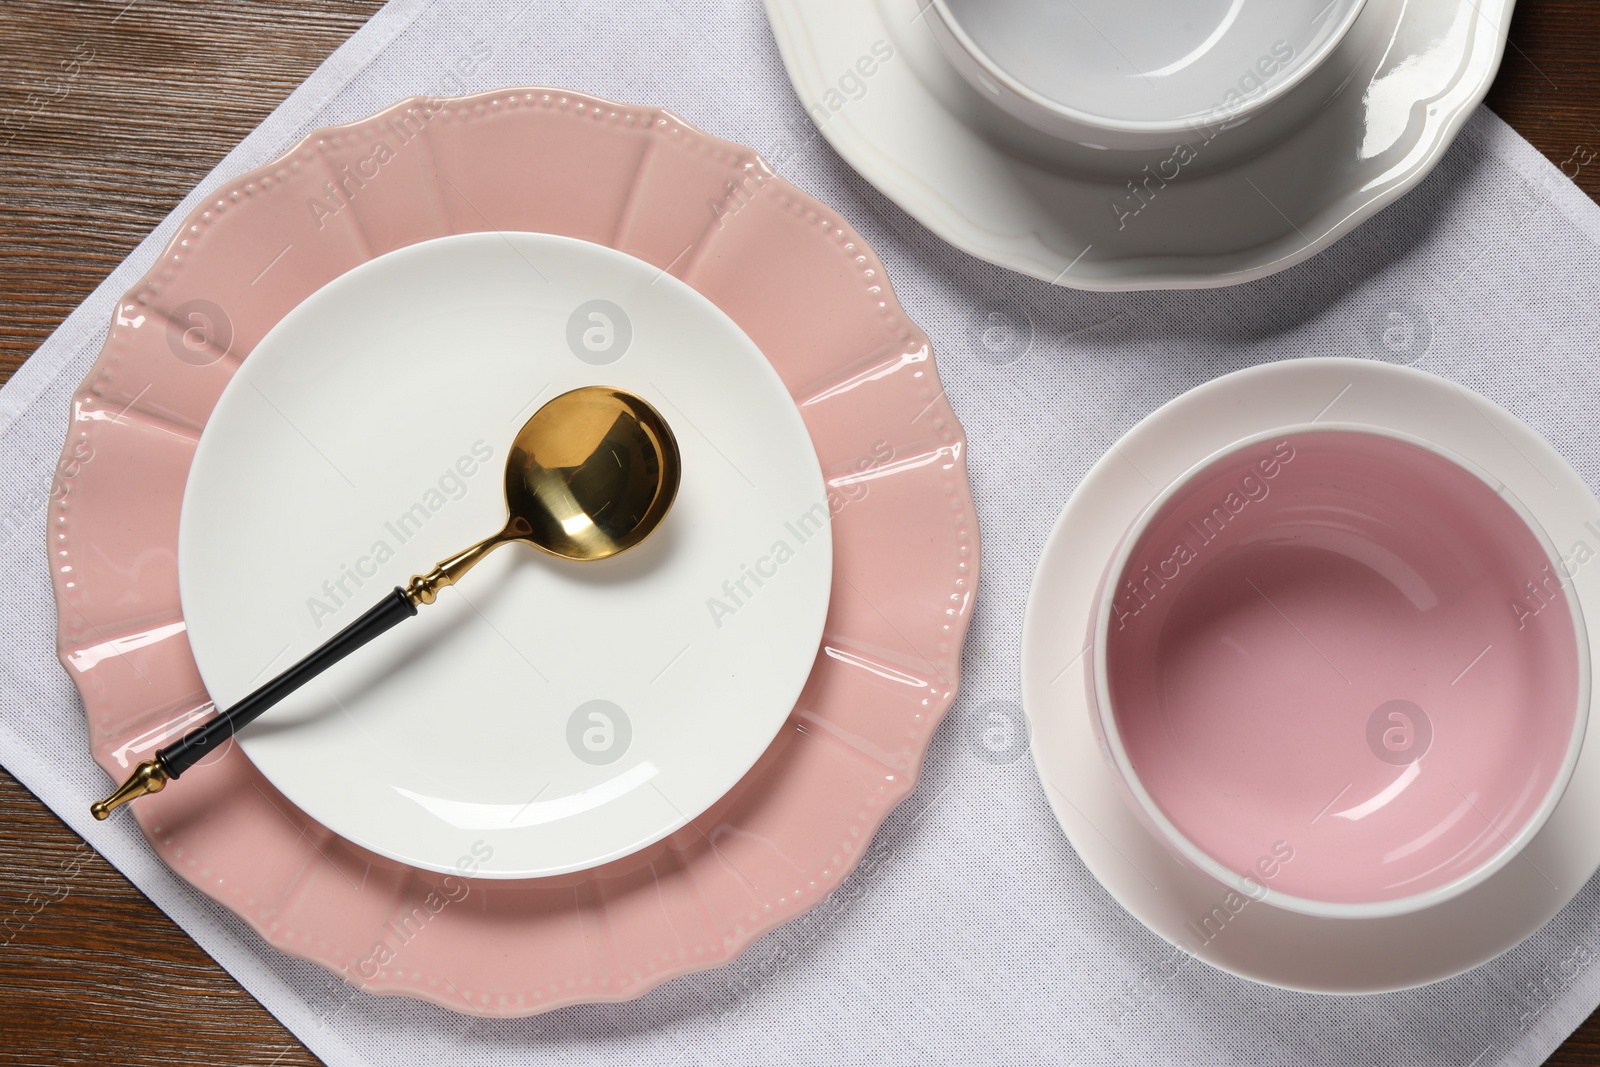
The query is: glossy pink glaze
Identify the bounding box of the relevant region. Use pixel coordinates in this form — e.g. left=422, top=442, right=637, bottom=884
left=1102, top=430, right=1580, bottom=906
left=50, top=90, right=977, bottom=1015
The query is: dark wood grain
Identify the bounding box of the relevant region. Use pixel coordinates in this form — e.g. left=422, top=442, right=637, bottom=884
left=0, top=6, right=381, bottom=1064
left=1484, top=2, right=1600, bottom=204
left=2, top=1, right=1599, bottom=1064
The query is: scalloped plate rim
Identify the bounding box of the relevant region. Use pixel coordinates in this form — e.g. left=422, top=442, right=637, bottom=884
left=50, top=86, right=979, bottom=1015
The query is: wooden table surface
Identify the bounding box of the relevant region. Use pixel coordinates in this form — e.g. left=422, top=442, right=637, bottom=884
left=2, top=1, right=1598, bottom=1063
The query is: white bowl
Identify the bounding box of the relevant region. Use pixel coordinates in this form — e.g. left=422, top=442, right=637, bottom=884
left=927, top=0, right=1368, bottom=150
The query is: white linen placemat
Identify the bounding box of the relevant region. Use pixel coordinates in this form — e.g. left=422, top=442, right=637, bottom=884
left=5, top=2, right=1600, bottom=1063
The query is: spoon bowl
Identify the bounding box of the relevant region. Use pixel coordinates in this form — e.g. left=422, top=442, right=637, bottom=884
left=509, top=386, right=680, bottom=562
left=403, top=386, right=680, bottom=605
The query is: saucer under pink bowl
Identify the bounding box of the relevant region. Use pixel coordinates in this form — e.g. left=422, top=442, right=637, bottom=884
left=1025, top=359, right=1600, bottom=992
left=1092, top=425, right=1588, bottom=919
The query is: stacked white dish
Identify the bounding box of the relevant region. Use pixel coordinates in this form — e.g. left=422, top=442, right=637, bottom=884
left=765, top=0, right=1512, bottom=289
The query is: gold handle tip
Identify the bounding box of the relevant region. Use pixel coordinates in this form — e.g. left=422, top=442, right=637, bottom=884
left=91, top=759, right=170, bottom=820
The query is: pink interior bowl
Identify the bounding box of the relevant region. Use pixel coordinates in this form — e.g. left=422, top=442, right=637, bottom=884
left=1090, top=425, right=1589, bottom=919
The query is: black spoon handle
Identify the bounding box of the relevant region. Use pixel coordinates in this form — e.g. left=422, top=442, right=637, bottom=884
left=160, top=586, right=418, bottom=777
left=91, top=586, right=419, bottom=819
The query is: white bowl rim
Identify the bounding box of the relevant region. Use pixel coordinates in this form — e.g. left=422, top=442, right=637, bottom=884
left=928, top=0, right=1372, bottom=137
left=1088, top=420, right=1592, bottom=920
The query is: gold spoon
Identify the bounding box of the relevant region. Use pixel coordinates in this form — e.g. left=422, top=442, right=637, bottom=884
left=92, top=385, right=681, bottom=819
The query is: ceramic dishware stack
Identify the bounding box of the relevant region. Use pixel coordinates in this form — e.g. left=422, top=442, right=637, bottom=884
left=1023, top=359, right=1600, bottom=992
left=766, top=0, right=1513, bottom=288
left=50, top=90, right=978, bottom=1015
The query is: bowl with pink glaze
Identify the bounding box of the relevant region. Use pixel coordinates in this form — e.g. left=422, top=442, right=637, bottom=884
left=1089, top=424, right=1589, bottom=919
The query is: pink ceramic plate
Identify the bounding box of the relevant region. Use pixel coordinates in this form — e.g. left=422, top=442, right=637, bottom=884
left=50, top=89, right=976, bottom=1015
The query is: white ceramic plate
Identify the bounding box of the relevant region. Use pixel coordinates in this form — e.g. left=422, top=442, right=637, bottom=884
left=179, top=233, right=833, bottom=878
left=1022, top=358, right=1600, bottom=993
left=764, top=0, right=1511, bottom=290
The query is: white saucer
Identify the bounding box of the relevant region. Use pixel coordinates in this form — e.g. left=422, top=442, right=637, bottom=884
left=764, top=0, right=1511, bottom=290
left=178, top=233, right=832, bottom=878
left=1021, top=358, right=1600, bottom=993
